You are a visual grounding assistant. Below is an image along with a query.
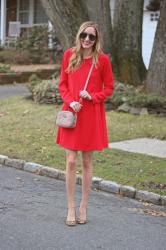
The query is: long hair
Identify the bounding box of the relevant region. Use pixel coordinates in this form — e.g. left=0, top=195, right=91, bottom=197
left=67, top=21, right=103, bottom=72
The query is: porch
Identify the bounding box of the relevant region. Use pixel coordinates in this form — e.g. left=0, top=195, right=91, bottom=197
left=0, top=0, right=49, bottom=46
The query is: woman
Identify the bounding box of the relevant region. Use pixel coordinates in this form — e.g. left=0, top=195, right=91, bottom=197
left=56, top=21, right=114, bottom=226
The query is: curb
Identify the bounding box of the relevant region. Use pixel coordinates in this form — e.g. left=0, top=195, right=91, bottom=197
left=0, top=154, right=165, bottom=207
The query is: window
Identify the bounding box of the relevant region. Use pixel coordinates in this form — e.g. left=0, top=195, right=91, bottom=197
left=18, top=0, right=30, bottom=25
left=34, top=0, right=49, bottom=24
left=150, top=12, right=159, bottom=22
left=18, top=0, right=49, bottom=26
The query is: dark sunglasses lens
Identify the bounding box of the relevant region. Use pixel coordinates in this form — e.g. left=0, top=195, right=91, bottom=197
left=80, top=32, right=96, bottom=41
left=80, top=32, right=87, bottom=39
left=89, top=34, right=96, bottom=41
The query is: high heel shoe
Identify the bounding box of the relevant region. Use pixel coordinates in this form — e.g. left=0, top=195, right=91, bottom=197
left=77, top=208, right=87, bottom=224
left=65, top=208, right=76, bottom=226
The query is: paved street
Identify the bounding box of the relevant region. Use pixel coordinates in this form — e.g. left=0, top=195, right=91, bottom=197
left=0, top=84, right=30, bottom=100
left=0, top=165, right=166, bottom=250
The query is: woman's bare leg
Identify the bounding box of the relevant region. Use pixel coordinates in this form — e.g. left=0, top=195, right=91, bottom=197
left=79, top=151, right=93, bottom=220
left=65, top=149, right=77, bottom=221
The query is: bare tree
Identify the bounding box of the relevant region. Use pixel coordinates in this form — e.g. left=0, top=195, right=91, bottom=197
left=146, top=0, right=166, bottom=96
left=112, top=0, right=146, bottom=85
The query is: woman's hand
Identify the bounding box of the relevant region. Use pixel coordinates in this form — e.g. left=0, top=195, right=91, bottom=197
left=69, top=101, right=83, bottom=112
left=80, top=90, right=92, bottom=100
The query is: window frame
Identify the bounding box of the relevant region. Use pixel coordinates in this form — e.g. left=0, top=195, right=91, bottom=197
left=17, top=0, right=49, bottom=27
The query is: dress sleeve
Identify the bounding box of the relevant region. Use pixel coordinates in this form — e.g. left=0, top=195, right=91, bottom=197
left=91, top=55, right=114, bottom=104
left=58, top=50, right=73, bottom=106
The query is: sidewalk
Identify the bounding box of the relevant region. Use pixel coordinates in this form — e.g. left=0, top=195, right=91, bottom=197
left=11, top=64, right=56, bottom=72
left=109, top=138, right=166, bottom=159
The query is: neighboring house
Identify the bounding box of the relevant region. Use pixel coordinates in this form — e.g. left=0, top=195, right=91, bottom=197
left=0, top=0, right=49, bottom=45
left=0, top=0, right=160, bottom=68
left=110, top=0, right=160, bottom=68
left=142, top=0, right=160, bottom=68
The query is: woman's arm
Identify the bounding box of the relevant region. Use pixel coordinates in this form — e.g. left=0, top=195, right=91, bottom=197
left=91, top=55, right=114, bottom=104
left=58, top=50, right=74, bottom=106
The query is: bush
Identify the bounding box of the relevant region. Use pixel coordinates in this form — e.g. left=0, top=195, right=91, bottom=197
left=127, top=93, right=166, bottom=109
left=0, top=26, right=62, bottom=65
left=29, top=78, right=166, bottom=115
left=32, top=76, right=62, bottom=104
left=27, top=74, right=41, bottom=93
left=13, top=26, right=62, bottom=64
left=15, top=26, right=49, bottom=51
left=0, top=64, right=13, bottom=73
left=106, top=81, right=166, bottom=110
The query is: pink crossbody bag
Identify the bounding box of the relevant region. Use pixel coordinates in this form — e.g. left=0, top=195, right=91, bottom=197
left=56, top=62, right=94, bottom=128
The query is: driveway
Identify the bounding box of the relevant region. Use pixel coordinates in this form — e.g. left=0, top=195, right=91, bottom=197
left=0, top=165, right=166, bottom=250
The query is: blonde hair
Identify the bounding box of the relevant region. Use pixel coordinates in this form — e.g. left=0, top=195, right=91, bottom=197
left=67, top=21, right=103, bottom=72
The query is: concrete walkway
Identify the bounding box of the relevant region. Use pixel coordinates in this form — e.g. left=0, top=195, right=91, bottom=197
left=109, top=138, right=166, bottom=158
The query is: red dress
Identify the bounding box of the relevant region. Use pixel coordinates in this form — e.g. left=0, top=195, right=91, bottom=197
left=56, top=48, right=114, bottom=151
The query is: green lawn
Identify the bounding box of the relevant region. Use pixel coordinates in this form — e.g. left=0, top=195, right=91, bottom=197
left=0, top=96, right=166, bottom=195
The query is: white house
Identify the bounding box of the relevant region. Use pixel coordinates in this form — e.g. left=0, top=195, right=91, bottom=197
left=110, top=0, right=160, bottom=68
left=0, top=0, right=160, bottom=68
left=142, top=0, right=160, bottom=68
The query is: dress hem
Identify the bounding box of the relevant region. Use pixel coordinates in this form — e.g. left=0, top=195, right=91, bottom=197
left=56, top=143, right=109, bottom=152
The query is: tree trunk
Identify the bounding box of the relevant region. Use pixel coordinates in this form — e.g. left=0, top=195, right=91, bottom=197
left=85, top=0, right=113, bottom=53
left=113, top=0, right=146, bottom=85
left=146, top=0, right=166, bottom=97
left=39, top=0, right=88, bottom=50
left=40, top=0, right=113, bottom=53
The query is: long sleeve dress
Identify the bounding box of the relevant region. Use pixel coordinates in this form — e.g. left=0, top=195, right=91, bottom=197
left=56, top=48, right=114, bottom=151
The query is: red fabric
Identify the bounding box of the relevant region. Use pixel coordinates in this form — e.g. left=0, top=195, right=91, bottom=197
left=56, top=48, right=114, bottom=151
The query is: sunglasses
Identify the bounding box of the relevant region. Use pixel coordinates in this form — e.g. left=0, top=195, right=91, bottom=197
left=80, top=32, right=96, bottom=42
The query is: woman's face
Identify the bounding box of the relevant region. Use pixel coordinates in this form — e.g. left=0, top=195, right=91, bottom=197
left=80, top=26, right=96, bottom=50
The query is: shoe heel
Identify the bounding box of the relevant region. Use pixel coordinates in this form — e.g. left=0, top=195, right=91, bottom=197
left=77, top=208, right=87, bottom=224
left=65, top=208, right=76, bottom=226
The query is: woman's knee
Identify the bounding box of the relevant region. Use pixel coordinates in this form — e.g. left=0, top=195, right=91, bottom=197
left=67, top=157, right=76, bottom=170
left=82, top=159, right=92, bottom=169
left=66, top=150, right=77, bottom=170
left=82, top=152, right=93, bottom=169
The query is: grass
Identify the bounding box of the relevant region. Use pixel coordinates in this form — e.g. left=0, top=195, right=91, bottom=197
left=0, top=96, right=166, bottom=195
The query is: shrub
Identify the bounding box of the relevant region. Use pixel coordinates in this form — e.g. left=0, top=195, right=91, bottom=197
left=14, top=26, right=62, bottom=64
left=127, top=93, right=166, bottom=108
left=15, top=26, right=49, bottom=51
left=106, top=81, right=166, bottom=111
left=27, top=74, right=41, bottom=93
left=0, top=64, right=13, bottom=73
left=32, top=76, right=62, bottom=104
left=0, top=26, right=62, bottom=65
left=0, top=50, right=32, bottom=64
